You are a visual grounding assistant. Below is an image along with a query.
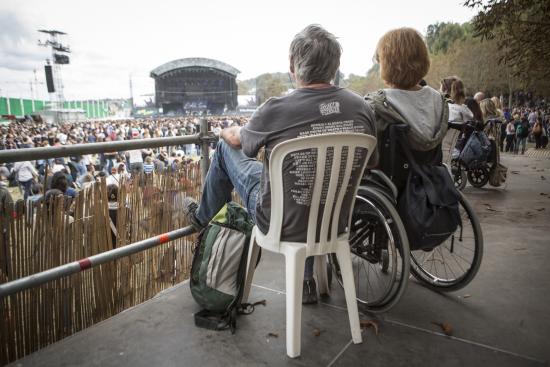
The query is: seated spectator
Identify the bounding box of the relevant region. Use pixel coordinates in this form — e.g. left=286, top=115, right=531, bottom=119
left=183, top=24, right=376, bottom=304
left=365, top=27, right=448, bottom=188
left=439, top=76, right=473, bottom=165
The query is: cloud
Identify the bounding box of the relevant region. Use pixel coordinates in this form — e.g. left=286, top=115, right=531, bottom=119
left=0, top=10, right=49, bottom=71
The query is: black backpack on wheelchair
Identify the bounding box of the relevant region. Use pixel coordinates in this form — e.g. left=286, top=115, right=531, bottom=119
left=367, top=124, right=462, bottom=251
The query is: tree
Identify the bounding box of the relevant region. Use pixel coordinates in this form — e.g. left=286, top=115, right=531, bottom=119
left=464, top=0, right=550, bottom=80
left=426, top=22, right=471, bottom=54
left=255, top=74, right=287, bottom=105
left=342, top=64, right=385, bottom=96
left=237, top=80, right=253, bottom=95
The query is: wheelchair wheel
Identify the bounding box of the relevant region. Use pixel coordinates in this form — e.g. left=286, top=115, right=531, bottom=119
left=467, top=167, right=489, bottom=188
left=328, top=187, right=410, bottom=313
left=409, top=192, right=483, bottom=292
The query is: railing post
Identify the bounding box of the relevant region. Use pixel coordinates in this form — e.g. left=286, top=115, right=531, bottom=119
left=200, top=118, right=210, bottom=182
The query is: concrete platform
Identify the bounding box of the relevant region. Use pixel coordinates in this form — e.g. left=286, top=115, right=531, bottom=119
left=8, top=154, right=550, bottom=367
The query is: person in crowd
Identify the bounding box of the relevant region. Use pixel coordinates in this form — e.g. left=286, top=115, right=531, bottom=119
left=27, top=183, right=43, bottom=204
left=533, top=116, right=544, bottom=149
left=491, top=96, right=504, bottom=118
left=474, top=91, right=486, bottom=103
left=514, top=114, right=530, bottom=154
left=107, top=184, right=119, bottom=248
left=480, top=98, right=501, bottom=140
left=439, top=76, right=473, bottom=165
left=0, top=168, right=14, bottom=220
left=182, top=24, right=376, bottom=305
left=143, top=156, right=155, bottom=174
left=11, top=160, right=37, bottom=200
left=1, top=168, right=14, bottom=274
left=465, top=97, right=483, bottom=123
left=505, top=116, right=517, bottom=152
left=127, top=130, right=144, bottom=174
left=452, top=97, right=483, bottom=153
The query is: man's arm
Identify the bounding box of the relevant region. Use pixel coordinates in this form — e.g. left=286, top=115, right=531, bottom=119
left=220, top=126, right=242, bottom=149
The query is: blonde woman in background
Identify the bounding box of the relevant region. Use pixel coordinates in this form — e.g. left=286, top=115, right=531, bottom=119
left=480, top=99, right=503, bottom=176
left=491, top=96, right=504, bottom=118
left=480, top=98, right=500, bottom=140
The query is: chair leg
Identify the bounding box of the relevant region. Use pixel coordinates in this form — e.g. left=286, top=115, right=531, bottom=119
left=314, top=255, right=330, bottom=296
left=335, top=243, right=362, bottom=344
left=284, top=245, right=307, bottom=358
left=242, top=230, right=260, bottom=304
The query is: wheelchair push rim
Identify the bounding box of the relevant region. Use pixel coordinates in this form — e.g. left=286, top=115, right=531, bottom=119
left=329, top=189, right=410, bottom=313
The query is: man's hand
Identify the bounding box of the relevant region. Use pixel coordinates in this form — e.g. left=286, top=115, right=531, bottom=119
left=220, top=126, right=242, bottom=149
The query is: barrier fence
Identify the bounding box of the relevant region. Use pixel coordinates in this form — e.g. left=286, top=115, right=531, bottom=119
left=0, top=120, right=213, bottom=364
left=0, top=97, right=114, bottom=119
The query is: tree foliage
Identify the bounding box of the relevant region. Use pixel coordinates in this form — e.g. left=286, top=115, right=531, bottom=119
left=237, top=80, right=253, bottom=95
left=464, top=0, right=550, bottom=80
left=341, top=64, right=385, bottom=96
left=426, top=22, right=471, bottom=54
left=255, top=73, right=288, bottom=105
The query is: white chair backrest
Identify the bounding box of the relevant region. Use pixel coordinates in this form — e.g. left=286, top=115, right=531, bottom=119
left=265, top=133, right=376, bottom=253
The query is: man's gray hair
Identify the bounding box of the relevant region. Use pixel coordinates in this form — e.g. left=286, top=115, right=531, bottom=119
left=289, top=24, right=342, bottom=85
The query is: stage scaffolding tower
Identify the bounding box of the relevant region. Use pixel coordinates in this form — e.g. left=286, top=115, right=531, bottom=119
left=38, top=30, right=71, bottom=112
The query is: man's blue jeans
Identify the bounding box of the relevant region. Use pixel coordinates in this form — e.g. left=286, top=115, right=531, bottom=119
left=195, top=140, right=314, bottom=280
left=195, top=140, right=262, bottom=225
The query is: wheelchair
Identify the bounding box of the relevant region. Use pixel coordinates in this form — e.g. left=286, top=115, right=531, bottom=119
left=328, top=124, right=484, bottom=313
left=450, top=119, right=502, bottom=190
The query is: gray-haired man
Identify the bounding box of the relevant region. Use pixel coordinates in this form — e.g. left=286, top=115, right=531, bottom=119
left=184, top=24, right=376, bottom=304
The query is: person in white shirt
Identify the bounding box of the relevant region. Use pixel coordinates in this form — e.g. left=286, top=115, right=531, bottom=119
left=12, top=161, right=38, bottom=199
left=440, top=76, right=474, bottom=165
left=127, top=130, right=144, bottom=174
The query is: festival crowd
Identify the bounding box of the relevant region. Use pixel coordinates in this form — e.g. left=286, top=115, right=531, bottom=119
left=0, top=116, right=248, bottom=203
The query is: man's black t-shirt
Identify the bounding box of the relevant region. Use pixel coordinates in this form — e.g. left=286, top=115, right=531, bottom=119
left=240, top=86, right=376, bottom=242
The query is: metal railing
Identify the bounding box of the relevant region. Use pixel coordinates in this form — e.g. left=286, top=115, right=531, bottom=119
left=0, top=118, right=215, bottom=298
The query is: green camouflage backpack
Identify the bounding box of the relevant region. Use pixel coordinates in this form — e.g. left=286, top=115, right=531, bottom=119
left=190, top=202, right=261, bottom=332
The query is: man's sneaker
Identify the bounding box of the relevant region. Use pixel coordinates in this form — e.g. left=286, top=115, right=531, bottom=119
left=302, top=279, right=318, bottom=305
left=182, top=197, right=204, bottom=232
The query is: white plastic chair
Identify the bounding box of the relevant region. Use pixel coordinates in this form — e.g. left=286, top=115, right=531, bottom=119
left=242, top=133, right=377, bottom=358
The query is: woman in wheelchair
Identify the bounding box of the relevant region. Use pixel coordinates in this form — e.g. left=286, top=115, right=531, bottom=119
left=328, top=28, right=483, bottom=312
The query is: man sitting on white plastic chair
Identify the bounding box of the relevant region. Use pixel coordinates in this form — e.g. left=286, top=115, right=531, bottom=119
left=183, top=24, right=376, bottom=304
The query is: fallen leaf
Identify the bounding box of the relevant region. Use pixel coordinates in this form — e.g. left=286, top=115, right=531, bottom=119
left=267, top=332, right=278, bottom=338
left=462, top=294, right=471, bottom=298
left=486, top=207, right=497, bottom=212
left=313, top=328, right=321, bottom=337
left=432, top=321, right=453, bottom=336
left=360, top=320, right=379, bottom=336
left=511, top=171, right=520, bottom=174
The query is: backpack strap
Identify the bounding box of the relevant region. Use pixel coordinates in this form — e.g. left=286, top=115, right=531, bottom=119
left=194, top=309, right=234, bottom=332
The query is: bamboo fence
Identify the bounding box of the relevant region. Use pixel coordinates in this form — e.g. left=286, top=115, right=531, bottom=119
left=0, top=163, right=202, bottom=365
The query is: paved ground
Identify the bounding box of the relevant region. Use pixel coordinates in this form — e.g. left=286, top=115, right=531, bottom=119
left=7, top=153, right=550, bottom=367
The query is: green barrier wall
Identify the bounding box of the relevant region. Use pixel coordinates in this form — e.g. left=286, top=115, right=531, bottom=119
left=0, top=97, right=112, bottom=118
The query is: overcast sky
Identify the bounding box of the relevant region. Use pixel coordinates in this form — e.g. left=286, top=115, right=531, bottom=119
left=0, top=0, right=476, bottom=103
